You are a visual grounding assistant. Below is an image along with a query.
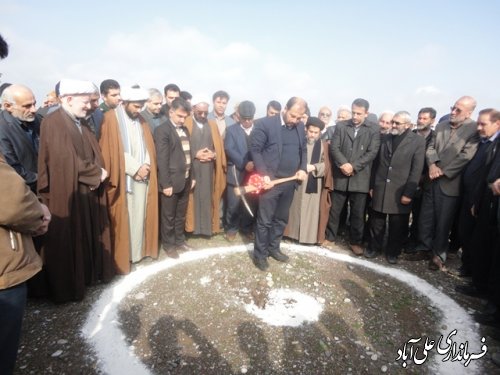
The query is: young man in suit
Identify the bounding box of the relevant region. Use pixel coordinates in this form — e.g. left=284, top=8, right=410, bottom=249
left=154, top=98, right=195, bottom=259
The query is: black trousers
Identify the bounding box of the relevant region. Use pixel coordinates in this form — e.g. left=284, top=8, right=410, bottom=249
left=368, top=209, right=409, bottom=257
left=160, top=178, right=190, bottom=248
left=418, top=182, right=459, bottom=262
left=254, top=181, right=295, bottom=259
left=326, top=190, right=367, bottom=245
left=457, top=195, right=476, bottom=271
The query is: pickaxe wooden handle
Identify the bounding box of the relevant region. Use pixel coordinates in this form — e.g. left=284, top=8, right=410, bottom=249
left=234, top=175, right=298, bottom=196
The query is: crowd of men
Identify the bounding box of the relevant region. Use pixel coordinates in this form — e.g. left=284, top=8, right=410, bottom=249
left=1, top=33, right=499, bottom=373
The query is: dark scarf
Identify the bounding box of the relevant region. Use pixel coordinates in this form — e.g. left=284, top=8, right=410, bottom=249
left=305, top=139, right=322, bottom=194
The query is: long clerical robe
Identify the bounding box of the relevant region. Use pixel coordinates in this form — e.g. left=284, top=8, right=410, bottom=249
left=286, top=140, right=333, bottom=244
left=99, top=108, right=159, bottom=274
left=184, top=117, right=226, bottom=235
left=38, top=108, right=114, bottom=302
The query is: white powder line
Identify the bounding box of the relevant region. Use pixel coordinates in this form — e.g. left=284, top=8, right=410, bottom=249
left=82, top=243, right=482, bottom=375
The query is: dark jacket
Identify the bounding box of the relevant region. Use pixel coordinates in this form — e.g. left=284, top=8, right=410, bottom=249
left=0, top=110, right=40, bottom=191
left=224, top=123, right=252, bottom=185
left=370, top=130, right=425, bottom=214
left=154, top=118, right=192, bottom=193
left=250, top=115, right=307, bottom=179
left=330, top=120, right=380, bottom=193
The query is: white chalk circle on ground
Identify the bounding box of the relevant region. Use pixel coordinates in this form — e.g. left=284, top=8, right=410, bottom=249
left=82, top=244, right=483, bottom=375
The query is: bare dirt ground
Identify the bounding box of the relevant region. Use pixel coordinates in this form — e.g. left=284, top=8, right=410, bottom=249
left=14, top=233, right=500, bottom=375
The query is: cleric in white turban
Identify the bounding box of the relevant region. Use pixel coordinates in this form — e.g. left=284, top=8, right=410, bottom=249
left=98, top=84, right=159, bottom=274
left=120, top=86, right=149, bottom=103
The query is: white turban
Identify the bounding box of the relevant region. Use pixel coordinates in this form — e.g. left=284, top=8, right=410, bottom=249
left=191, top=95, right=211, bottom=107
left=121, top=86, right=149, bottom=102
left=59, top=79, right=97, bottom=97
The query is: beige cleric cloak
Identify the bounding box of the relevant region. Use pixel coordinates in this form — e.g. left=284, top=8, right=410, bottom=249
left=99, top=110, right=159, bottom=274
left=284, top=140, right=333, bottom=244
left=184, top=117, right=226, bottom=234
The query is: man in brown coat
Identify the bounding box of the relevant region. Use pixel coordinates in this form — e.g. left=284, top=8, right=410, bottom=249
left=0, top=153, right=50, bottom=374
left=38, top=79, right=114, bottom=302
left=99, top=86, right=159, bottom=274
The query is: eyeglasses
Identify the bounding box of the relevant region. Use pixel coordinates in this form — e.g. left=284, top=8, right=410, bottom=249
left=450, top=106, right=462, bottom=114
left=319, top=113, right=331, bottom=117
left=391, top=120, right=407, bottom=126
left=195, top=110, right=208, bottom=115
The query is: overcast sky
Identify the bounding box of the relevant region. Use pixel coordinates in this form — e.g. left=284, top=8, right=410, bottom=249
left=1, top=0, right=499, bottom=119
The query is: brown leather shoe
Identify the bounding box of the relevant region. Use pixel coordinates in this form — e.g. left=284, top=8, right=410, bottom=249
left=224, top=232, right=237, bottom=242
left=321, top=239, right=336, bottom=250
left=429, top=255, right=447, bottom=272
left=350, top=243, right=364, bottom=256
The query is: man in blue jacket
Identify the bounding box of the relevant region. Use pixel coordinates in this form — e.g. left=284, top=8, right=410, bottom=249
left=250, top=97, right=308, bottom=271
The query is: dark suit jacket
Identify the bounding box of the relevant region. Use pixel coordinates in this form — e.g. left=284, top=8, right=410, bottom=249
left=330, top=120, right=380, bottom=193
left=370, top=130, right=425, bottom=214
left=425, top=119, right=479, bottom=196
left=154, top=118, right=191, bottom=193
left=250, top=115, right=307, bottom=179
left=0, top=110, right=40, bottom=190
left=90, top=108, right=104, bottom=140
left=224, top=123, right=252, bottom=186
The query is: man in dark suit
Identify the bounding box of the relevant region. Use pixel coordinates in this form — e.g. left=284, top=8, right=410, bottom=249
left=224, top=101, right=257, bottom=241
left=325, top=98, right=380, bottom=255
left=366, top=111, right=425, bottom=263
left=405, top=107, right=436, bottom=253
left=0, top=84, right=40, bottom=192
left=250, top=97, right=308, bottom=271
left=417, top=96, right=479, bottom=271
left=154, top=98, right=194, bottom=258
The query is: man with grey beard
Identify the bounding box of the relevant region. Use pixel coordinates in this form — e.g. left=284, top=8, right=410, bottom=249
left=0, top=84, right=40, bottom=192
left=378, top=111, right=394, bottom=134
left=365, top=111, right=425, bottom=264
left=417, top=96, right=479, bottom=271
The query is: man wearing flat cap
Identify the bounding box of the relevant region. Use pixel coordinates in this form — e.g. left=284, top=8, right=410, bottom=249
left=285, top=117, right=333, bottom=245
left=37, top=78, right=114, bottom=302
left=183, top=96, right=226, bottom=237
left=224, top=100, right=258, bottom=241
left=99, top=86, right=159, bottom=274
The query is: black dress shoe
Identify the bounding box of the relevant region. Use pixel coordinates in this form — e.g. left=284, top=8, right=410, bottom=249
left=269, top=249, right=289, bottom=263
left=455, top=284, right=488, bottom=298
left=386, top=255, right=398, bottom=264
left=177, top=242, right=194, bottom=252
left=364, top=249, right=378, bottom=259
left=252, top=256, right=269, bottom=271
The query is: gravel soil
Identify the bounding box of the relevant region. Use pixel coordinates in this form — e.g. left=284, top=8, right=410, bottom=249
left=14, top=234, right=500, bottom=374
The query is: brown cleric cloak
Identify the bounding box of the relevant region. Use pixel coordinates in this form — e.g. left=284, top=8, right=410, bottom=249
left=99, top=109, right=158, bottom=274
left=184, top=117, right=226, bottom=234
left=38, top=108, right=114, bottom=302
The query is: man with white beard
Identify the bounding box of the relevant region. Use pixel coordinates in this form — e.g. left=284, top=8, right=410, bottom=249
left=365, top=111, right=425, bottom=264
left=378, top=111, right=394, bottom=134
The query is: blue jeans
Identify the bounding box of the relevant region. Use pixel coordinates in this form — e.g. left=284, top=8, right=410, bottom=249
left=0, top=282, right=27, bottom=375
